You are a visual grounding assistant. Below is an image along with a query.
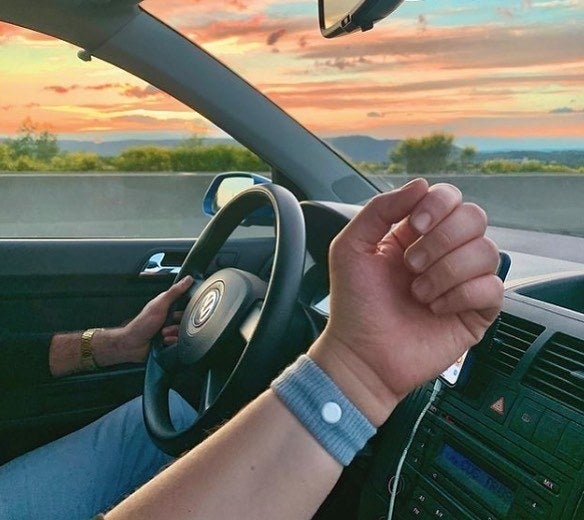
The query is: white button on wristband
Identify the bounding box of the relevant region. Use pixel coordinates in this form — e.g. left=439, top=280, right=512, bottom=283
left=322, top=401, right=342, bottom=424
left=271, top=355, right=376, bottom=466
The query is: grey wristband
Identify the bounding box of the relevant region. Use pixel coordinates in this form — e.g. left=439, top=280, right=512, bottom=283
left=271, top=355, right=376, bottom=466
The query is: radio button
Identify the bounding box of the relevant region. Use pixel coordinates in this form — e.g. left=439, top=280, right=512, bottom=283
left=556, top=421, right=583, bottom=468
left=537, top=475, right=560, bottom=495
left=404, top=502, right=429, bottom=518
left=509, top=399, right=543, bottom=440
left=429, top=470, right=442, bottom=483
left=414, top=440, right=427, bottom=452
left=431, top=505, right=451, bottom=519
left=533, top=411, right=567, bottom=453
left=422, top=424, right=436, bottom=436
left=521, top=495, right=549, bottom=517
left=410, top=454, right=423, bottom=468
left=413, top=488, right=429, bottom=505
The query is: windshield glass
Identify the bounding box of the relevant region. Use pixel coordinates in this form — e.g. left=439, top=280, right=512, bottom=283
left=147, top=0, right=583, bottom=237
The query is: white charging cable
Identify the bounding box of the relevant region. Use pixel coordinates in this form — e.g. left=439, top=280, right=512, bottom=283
left=387, top=378, right=443, bottom=519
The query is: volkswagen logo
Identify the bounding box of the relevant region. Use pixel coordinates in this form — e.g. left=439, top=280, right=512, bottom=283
left=192, top=288, right=221, bottom=328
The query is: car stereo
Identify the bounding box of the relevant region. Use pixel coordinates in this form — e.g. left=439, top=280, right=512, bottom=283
left=360, top=376, right=584, bottom=520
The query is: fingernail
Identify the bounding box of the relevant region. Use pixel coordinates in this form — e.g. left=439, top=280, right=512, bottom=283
left=407, top=250, right=427, bottom=271
left=400, top=178, right=419, bottom=191
left=411, top=212, right=432, bottom=234
left=412, top=277, right=432, bottom=301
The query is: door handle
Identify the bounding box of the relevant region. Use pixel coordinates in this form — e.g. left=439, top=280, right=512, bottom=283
left=140, top=252, right=181, bottom=277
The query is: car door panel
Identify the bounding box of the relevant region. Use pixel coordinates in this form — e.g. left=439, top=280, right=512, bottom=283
left=0, top=235, right=275, bottom=463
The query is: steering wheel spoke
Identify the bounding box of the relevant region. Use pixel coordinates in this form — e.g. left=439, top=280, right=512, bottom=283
left=239, top=301, right=263, bottom=343
left=198, top=367, right=229, bottom=414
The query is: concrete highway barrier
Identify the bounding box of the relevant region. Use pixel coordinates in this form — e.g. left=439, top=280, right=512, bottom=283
left=0, top=172, right=582, bottom=238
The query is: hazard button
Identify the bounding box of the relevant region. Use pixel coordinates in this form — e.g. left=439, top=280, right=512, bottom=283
left=483, top=387, right=516, bottom=424
left=490, top=397, right=506, bottom=415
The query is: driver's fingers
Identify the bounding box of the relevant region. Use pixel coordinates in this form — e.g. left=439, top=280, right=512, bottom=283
left=163, top=336, right=179, bottom=346
left=171, top=311, right=184, bottom=322
left=404, top=203, right=488, bottom=273
left=411, top=237, right=500, bottom=304
left=390, top=183, right=462, bottom=251
left=160, top=276, right=193, bottom=306
left=429, top=274, right=504, bottom=316
left=162, top=324, right=179, bottom=339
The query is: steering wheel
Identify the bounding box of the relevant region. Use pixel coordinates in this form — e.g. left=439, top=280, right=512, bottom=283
left=143, top=183, right=306, bottom=455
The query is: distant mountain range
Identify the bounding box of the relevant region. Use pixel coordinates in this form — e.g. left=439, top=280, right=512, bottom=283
left=3, top=135, right=583, bottom=166
left=52, top=135, right=401, bottom=164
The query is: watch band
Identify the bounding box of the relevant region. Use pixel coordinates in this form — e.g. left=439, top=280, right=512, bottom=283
left=271, top=355, right=377, bottom=466
left=80, top=328, right=103, bottom=371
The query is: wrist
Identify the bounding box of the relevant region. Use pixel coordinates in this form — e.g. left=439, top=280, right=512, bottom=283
left=307, top=330, right=399, bottom=427
left=90, top=327, right=126, bottom=367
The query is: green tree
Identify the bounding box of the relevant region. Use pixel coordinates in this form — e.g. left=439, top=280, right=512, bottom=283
left=0, top=143, right=15, bottom=171
left=460, top=145, right=476, bottom=173
left=115, top=146, right=172, bottom=171
left=50, top=152, right=106, bottom=172
left=169, top=145, right=267, bottom=172
left=179, top=134, right=203, bottom=149
left=7, top=118, right=59, bottom=161
left=390, top=132, right=454, bottom=174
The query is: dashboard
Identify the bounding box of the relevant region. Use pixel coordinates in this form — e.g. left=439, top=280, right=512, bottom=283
left=299, top=201, right=584, bottom=520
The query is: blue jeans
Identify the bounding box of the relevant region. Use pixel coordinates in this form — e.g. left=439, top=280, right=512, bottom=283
left=0, top=391, right=196, bottom=520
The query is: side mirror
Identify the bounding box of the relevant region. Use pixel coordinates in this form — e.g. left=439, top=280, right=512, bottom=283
left=202, top=172, right=274, bottom=226
left=318, top=0, right=405, bottom=38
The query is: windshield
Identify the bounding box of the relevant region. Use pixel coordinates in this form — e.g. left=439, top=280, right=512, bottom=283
left=1, top=1, right=582, bottom=237
left=147, top=0, right=584, bottom=238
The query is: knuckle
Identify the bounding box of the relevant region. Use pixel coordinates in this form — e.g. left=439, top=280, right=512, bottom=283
left=458, top=282, right=475, bottom=307
left=433, top=226, right=454, bottom=252
left=440, top=256, right=458, bottom=282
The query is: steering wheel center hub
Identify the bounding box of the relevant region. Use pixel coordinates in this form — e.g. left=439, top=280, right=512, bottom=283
left=189, top=283, right=223, bottom=333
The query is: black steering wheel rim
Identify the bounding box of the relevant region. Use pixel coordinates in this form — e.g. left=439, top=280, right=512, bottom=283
left=143, top=183, right=306, bottom=455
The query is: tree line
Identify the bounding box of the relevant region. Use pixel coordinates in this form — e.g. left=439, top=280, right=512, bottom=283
left=362, top=132, right=583, bottom=174
left=1, top=122, right=581, bottom=174
left=0, top=120, right=268, bottom=173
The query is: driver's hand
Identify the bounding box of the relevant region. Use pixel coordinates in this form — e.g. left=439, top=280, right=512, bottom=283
left=120, top=276, right=193, bottom=363
left=309, top=179, right=503, bottom=426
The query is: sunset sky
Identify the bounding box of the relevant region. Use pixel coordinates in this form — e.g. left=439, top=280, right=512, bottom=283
left=1, top=0, right=583, bottom=150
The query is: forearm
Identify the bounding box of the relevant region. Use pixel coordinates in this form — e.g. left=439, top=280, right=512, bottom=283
left=49, top=328, right=126, bottom=377
left=106, top=389, right=345, bottom=520
left=0, top=330, right=54, bottom=388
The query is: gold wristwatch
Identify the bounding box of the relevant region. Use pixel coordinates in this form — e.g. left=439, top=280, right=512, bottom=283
left=80, top=328, right=103, bottom=371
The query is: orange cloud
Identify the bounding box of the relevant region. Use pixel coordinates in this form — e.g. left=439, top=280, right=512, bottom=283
left=43, top=83, right=163, bottom=99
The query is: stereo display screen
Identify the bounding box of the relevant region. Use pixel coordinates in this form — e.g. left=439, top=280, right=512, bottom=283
left=437, top=444, right=514, bottom=517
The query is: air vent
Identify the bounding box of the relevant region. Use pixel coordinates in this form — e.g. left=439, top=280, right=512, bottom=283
left=524, top=333, right=584, bottom=411
left=486, top=313, right=545, bottom=375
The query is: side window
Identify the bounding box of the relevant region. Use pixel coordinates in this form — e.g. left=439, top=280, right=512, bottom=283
left=0, top=24, right=269, bottom=238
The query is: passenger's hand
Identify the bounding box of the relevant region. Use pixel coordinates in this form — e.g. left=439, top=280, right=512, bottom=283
left=120, top=276, right=193, bottom=363
left=309, top=179, right=503, bottom=426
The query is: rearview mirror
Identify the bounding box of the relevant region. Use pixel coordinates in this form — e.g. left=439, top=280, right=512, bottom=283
left=319, top=0, right=405, bottom=38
